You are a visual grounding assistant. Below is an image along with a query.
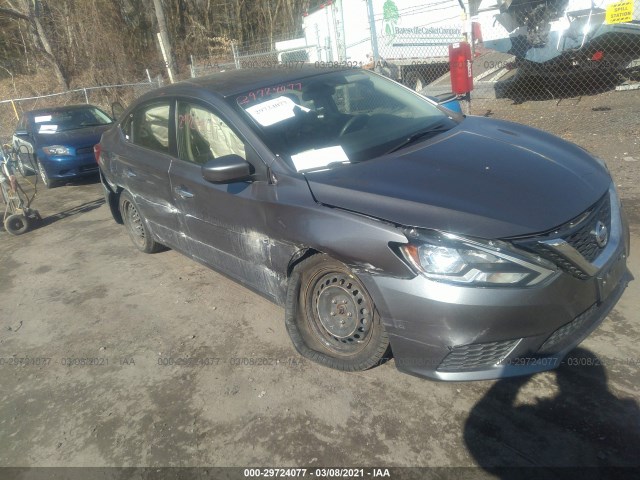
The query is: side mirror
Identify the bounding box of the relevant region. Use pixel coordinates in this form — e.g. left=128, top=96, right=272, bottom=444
left=201, top=154, right=251, bottom=183
left=111, top=102, right=125, bottom=121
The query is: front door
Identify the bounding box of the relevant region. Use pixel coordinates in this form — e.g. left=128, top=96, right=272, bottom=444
left=168, top=100, right=280, bottom=298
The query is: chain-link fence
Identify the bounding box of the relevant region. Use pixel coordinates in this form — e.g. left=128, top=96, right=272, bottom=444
left=0, top=77, right=161, bottom=141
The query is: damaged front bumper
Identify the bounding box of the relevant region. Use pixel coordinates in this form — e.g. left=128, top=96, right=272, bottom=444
left=362, top=264, right=628, bottom=381
left=358, top=191, right=631, bottom=381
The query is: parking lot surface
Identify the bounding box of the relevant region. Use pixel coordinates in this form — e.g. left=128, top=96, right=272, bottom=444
left=1, top=96, right=639, bottom=474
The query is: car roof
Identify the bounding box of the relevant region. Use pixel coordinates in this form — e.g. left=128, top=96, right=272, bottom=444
left=26, top=104, right=101, bottom=116
left=158, top=65, right=353, bottom=98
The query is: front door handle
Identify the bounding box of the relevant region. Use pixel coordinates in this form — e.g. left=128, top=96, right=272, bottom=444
left=124, top=168, right=136, bottom=178
left=174, top=186, right=194, bottom=199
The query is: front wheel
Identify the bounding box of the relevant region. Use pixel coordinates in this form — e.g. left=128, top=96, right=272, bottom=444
left=37, top=159, right=56, bottom=188
left=285, top=254, right=390, bottom=371
left=404, top=70, right=425, bottom=92
left=119, top=190, right=164, bottom=253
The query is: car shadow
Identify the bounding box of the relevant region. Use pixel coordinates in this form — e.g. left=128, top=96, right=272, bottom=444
left=463, top=347, right=640, bottom=479
left=56, top=173, right=101, bottom=188
left=32, top=198, right=105, bottom=230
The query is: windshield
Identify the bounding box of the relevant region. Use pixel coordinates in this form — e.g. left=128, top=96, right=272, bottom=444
left=229, top=69, right=457, bottom=172
left=32, top=106, right=113, bottom=134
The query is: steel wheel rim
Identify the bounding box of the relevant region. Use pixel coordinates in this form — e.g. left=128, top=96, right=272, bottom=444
left=308, top=271, right=374, bottom=355
left=124, top=200, right=145, bottom=247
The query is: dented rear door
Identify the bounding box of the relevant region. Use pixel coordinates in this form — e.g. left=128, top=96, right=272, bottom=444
left=116, top=100, right=185, bottom=250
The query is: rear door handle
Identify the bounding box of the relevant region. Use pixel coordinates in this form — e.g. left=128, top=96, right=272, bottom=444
left=174, top=186, right=194, bottom=199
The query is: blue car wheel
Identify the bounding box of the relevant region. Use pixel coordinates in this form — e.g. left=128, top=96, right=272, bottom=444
left=37, top=158, right=56, bottom=188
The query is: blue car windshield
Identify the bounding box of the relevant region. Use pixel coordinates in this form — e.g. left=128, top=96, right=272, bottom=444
left=229, top=69, right=457, bottom=172
left=33, top=107, right=113, bottom=134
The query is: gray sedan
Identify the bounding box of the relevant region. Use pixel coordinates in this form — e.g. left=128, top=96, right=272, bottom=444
left=97, top=66, right=630, bottom=381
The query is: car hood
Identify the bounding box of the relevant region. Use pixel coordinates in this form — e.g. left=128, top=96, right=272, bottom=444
left=305, top=117, right=612, bottom=239
left=34, top=124, right=112, bottom=148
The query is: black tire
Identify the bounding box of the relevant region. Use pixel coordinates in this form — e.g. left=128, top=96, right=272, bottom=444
left=285, top=254, right=389, bottom=371
left=4, top=214, right=30, bottom=235
left=37, top=158, right=56, bottom=188
left=404, top=70, right=425, bottom=92
left=119, top=190, right=164, bottom=253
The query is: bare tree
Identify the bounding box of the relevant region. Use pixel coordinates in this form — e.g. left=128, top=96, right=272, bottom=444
left=1, top=0, right=68, bottom=89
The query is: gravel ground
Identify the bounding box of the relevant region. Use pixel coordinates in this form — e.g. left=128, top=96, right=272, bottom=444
left=0, top=94, right=639, bottom=478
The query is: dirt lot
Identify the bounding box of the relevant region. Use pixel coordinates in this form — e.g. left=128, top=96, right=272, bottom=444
left=1, top=94, right=639, bottom=477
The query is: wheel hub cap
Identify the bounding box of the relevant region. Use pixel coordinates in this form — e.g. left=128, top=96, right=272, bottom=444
left=311, top=272, right=374, bottom=352
left=317, top=291, right=358, bottom=338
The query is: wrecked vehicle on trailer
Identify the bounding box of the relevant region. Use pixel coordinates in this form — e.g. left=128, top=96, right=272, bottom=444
left=97, top=66, right=630, bottom=381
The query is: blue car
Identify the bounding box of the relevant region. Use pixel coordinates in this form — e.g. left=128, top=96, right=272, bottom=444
left=12, top=105, right=114, bottom=188
left=424, top=92, right=463, bottom=114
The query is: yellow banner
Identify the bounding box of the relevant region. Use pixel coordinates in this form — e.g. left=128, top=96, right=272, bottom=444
left=605, top=0, right=634, bottom=24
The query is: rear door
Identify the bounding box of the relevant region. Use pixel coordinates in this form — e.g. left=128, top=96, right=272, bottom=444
left=168, top=99, right=281, bottom=298
left=115, top=100, right=185, bottom=250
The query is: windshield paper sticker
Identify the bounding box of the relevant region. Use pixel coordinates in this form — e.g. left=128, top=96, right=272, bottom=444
left=246, top=96, right=307, bottom=127
left=34, top=115, right=52, bottom=123
left=38, top=125, right=58, bottom=133
left=291, top=146, right=350, bottom=172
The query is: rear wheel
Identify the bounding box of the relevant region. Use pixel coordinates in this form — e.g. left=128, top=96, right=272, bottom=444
left=285, top=254, right=389, bottom=371
left=119, top=190, right=164, bottom=253
left=4, top=214, right=30, bottom=235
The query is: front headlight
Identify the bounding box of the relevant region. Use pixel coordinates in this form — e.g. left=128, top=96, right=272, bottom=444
left=398, top=230, right=557, bottom=287
left=42, top=145, right=71, bottom=155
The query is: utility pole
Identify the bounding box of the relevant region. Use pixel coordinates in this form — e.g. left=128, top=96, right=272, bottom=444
left=152, top=0, right=176, bottom=82
left=366, top=0, right=380, bottom=69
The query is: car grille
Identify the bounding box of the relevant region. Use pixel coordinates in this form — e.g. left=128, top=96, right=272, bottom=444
left=531, top=244, right=590, bottom=280
left=437, top=339, right=521, bottom=372
left=76, top=146, right=95, bottom=155
left=538, top=303, right=598, bottom=353
left=516, top=192, right=611, bottom=279
left=564, top=195, right=611, bottom=262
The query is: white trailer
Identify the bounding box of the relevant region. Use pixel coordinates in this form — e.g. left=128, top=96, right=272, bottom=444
left=278, top=0, right=470, bottom=90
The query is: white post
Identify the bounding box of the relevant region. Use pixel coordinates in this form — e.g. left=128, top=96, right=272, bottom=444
left=157, top=32, right=174, bottom=83
left=231, top=42, right=240, bottom=69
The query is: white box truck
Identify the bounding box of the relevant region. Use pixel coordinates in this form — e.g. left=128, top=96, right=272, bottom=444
left=277, top=0, right=470, bottom=91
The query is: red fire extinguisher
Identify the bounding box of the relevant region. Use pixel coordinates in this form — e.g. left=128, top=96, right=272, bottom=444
left=449, top=42, right=473, bottom=95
